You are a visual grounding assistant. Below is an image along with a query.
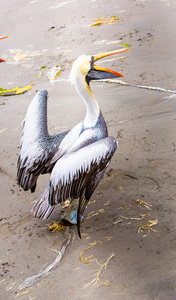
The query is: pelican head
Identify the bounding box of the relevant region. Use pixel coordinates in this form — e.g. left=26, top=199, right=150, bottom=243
left=69, top=48, right=129, bottom=87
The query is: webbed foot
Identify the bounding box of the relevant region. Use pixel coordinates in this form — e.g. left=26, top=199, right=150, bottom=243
left=62, top=210, right=84, bottom=225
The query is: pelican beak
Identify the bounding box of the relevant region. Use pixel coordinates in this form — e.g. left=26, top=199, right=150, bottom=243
left=0, top=36, right=8, bottom=40
left=86, top=48, right=129, bottom=82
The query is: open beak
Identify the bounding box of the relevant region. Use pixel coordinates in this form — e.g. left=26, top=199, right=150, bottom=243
left=86, top=48, right=129, bottom=81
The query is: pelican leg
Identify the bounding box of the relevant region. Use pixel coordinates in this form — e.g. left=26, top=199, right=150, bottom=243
left=67, top=211, right=84, bottom=225
left=62, top=199, right=84, bottom=224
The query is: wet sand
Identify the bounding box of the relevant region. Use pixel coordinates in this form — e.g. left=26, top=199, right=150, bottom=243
left=0, top=0, right=176, bottom=299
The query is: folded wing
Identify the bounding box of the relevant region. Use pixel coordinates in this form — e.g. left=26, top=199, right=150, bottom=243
left=32, top=136, right=117, bottom=237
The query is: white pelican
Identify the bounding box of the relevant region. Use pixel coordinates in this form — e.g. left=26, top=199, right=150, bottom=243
left=17, top=48, right=129, bottom=237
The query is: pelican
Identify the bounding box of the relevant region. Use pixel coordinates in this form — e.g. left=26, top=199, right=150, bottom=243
left=17, top=48, right=128, bottom=237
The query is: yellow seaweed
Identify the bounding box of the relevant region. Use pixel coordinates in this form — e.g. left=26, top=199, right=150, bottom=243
left=136, top=199, right=152, bottom=211
left=103, top=236, right=113, bottom=241
left=19, top=290, right=32, bottom=296
left=137, top=219, right=158, bottom=237
left=79, top=241, right=102, bottom=264
left=89, top=241, right=102, bottom=247
left=13, top=52, right=27, bottom=62
left=0, top=127, right=11, bottom=134
left=79, top=247, right=93, bottom=264
left=9, top=49, right=47, bottom=62
left=104, top=200, right=111, bottom=206
left=89, top=16, right=119, bottom=27
left=84, top=253, right=115, bottom=288
left=113, top=213, right=151, bottom=227
left=48, top=220, right=69, bottom=233
left=36, top=71, right=43, bottom=78
left=85, top=208, right=105, bottom=220
left=96, top=253, right=115, bottom=286
left=87, top=199, right=96, bottom=205
left=0, top=82, right=35, bottom=96
left=122, top=43, right=131, bottom=47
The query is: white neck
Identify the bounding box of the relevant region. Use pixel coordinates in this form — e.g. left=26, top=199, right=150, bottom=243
left=74, top=74, right=100, bottom=128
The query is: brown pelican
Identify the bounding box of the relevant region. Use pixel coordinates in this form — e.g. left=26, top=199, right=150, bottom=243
left=17, top=48, right=128, bottom=237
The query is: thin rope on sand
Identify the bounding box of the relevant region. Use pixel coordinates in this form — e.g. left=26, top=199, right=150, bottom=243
left=98, top=79, right=176, bottom=94
left=17, top=230, right=72, bottom=291
left=54, top=78, right=176, bottom=95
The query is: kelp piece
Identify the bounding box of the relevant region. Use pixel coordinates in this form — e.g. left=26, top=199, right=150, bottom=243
left=0, top=82, right=35, bottom=96
left=136, top=199, right=152, bottom=211
left=122, top=43, right=131, bottom=47
left=79, top=241, right=102, bottom=264
left=48, top=220, right=69, bottom=233
left=84, top=252, right=115, bottom=288
left=8, top=48, right=48, bottom=63
left=89, top=16, right=119, bottom=27
left=137, top=219, right=158, bottom=237
left=95, top=253, right=115, bottom=286
left=85, top=208, right=105, bottom=220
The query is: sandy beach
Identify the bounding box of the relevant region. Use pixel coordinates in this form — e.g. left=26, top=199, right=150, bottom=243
left=0, top=0, right=176, bottom=299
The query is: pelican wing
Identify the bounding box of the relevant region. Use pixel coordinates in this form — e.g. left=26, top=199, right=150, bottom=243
left=49, top=137, right=117, bottom=230
left=32, top=137, right=117, bottom=235
left=17, top=129, right=71, bottom=192
left=17, top=139, right=58, bottom=192
left=17, top=89, right=69, bottom=192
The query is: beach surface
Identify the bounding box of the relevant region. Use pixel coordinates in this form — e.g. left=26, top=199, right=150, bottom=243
left=0, top=0, right=176, bottom=299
